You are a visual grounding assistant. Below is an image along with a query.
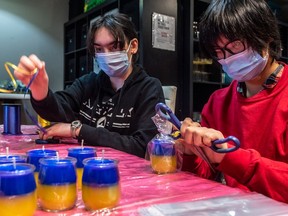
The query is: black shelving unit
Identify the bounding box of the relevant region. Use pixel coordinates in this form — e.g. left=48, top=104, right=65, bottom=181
left=64, top=0, right=122, bottom=88
left=279, top=21, right=288, bottom=63
left=179, top=0, right=224, bottom=120
left=64, top=0, right=288, bottom=120
left=185, top=0, right=288, bottom=121
left=64, top=0, right=180, bottom=113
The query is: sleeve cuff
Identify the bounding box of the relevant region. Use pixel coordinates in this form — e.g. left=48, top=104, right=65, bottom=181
left=218, top=148, right=258, bottom=183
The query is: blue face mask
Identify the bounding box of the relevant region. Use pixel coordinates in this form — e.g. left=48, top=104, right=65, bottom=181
left=218, top=48, right=268, bottom=82
left=95, top=42, right=132, bottom=77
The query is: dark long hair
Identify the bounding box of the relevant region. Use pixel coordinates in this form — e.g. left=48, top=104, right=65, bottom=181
left=87, top=13, right=139, bottom=63
left=199, top=0, right=282, bottom=59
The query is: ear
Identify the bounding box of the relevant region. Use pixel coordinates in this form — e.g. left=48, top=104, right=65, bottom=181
left=130, top=38, right=138, bottom=54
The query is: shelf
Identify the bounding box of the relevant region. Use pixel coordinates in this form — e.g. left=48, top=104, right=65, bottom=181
left=0, top=93, right=30, bottom=100
left=193, top=80, right=223, bottom=85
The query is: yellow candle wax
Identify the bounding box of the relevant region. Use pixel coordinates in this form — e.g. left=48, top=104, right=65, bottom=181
left=82, top=184, right=120, bottom=211
left=38, top=183, right=77, bottom=212
left=76, top=168, right=83, bottom=190
left=34, top=171, right=39, bottom=187
left=151, top=155, right=177, bottom=174
left=0, top=191, right=37, bottom=216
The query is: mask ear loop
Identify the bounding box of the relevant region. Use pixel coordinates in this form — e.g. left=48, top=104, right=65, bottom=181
left=4, top=62, right=47, bottom=134
left=125, top=40, right=135, bottom=65
left=125, top=40, right=132, bottom=53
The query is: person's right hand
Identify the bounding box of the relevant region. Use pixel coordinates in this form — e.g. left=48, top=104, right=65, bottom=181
left=180, top=117, right=227, bottom=164
left=14, top=54, right=49, bottom=101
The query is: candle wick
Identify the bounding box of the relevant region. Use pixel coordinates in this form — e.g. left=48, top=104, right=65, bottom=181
left=6, top=147, right=9, bottom=158
left=12, top=157, right=16, bottom=169
left=101, top=149, right=105, bottom=162
left=81, top=139, right=84, bottom=150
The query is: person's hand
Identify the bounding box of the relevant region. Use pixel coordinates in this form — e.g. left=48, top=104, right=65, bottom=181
left=180, top=118, right=227, bottom=164
left=39, top=123, right=71, bottom=140
left=14, top=54, right=49, bottom=101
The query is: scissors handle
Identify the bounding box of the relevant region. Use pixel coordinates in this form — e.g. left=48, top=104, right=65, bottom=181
left=211, top=136, right=240, bottom=153
left=155, top=102, right=240, bottom=153
left=155, top=103, right=181, bottom=129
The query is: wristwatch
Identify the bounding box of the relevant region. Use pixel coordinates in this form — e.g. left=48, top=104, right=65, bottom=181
left=71, top=120, right=82, bottom=139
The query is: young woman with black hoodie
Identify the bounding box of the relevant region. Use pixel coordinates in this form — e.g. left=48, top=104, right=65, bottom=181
left=14, top=13, right=165, bottom=158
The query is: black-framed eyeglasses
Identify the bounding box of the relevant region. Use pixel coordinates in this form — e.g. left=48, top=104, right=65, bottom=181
left=212, top=40, right=246, bottom=60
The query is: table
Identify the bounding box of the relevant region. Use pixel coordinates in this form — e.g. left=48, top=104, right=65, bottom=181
left=1, top=125, right=288, bottom=216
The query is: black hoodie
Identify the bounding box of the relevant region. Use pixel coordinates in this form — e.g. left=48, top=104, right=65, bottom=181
left=31, top=65, right=165, bottom=158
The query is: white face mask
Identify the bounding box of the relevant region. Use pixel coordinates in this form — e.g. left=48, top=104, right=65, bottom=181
left=95, top=42, right=132, bottom=77
left=218, top=48, right=268, bottom=82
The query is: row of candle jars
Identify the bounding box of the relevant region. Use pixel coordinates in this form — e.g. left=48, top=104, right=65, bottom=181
left=0, top=147, right=120, bottom=215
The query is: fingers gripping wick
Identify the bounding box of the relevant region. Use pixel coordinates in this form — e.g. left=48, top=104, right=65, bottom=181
left=25, top=70, right=39, bottom=94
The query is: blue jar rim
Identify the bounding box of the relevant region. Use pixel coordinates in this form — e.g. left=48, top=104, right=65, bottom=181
left=39, top=156, right=77, bottom=166
left=0, top=163, right=36, bottom=195
left=83, top=157, right=118, bottom=166
left=0, top=154, right=27, bottom=164
left=26, top=149, right=58, bottom=157
left=67, top=147, right=96, bottom=154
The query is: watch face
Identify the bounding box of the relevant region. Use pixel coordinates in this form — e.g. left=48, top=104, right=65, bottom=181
left=72, top=120, right=81, bottom=128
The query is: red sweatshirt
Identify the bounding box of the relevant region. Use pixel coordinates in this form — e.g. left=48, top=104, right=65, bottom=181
left=183, top=64, right=288, bottom=203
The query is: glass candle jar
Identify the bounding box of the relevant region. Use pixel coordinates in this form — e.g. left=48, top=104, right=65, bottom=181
left=0, top=163, right=37, bottom=216
left=67, top=147, right=97, bottom=190
left=150, top=139, right=177, bottom=174
left=38, top=157, right=77, bottom=212
left=82, top=157, right=120, bottom=211
left=26, top=149, right=57, bottom=186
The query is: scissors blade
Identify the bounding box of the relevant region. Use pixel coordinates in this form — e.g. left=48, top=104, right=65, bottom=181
left=192, top=146, right=215, bottom=172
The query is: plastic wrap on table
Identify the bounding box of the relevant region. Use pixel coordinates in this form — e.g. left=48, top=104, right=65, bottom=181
left=2, top=125, right=288, bottom=216
left=138, top=193, right=288, bottom=216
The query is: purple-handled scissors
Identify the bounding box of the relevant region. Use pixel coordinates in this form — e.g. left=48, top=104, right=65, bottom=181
left=155, top=102, right=240, bottom=153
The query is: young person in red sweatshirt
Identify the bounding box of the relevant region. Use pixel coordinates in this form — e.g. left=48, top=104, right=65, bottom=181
left=14, top=13, right=165, bottom=158
left=180, top=0, right=288, bottom=203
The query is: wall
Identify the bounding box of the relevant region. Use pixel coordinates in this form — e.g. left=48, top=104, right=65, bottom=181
left=0, top=0, right=69, bottom=91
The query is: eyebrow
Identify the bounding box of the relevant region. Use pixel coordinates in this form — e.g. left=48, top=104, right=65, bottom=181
left=93, top=41, right=118, bottom=46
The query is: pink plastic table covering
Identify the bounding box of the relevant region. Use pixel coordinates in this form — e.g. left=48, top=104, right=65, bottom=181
left=1, top=125, right=288, bottom=215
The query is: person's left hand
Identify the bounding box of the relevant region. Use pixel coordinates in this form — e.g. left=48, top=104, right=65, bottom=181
left=39, top=123, right=71, bottom=140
